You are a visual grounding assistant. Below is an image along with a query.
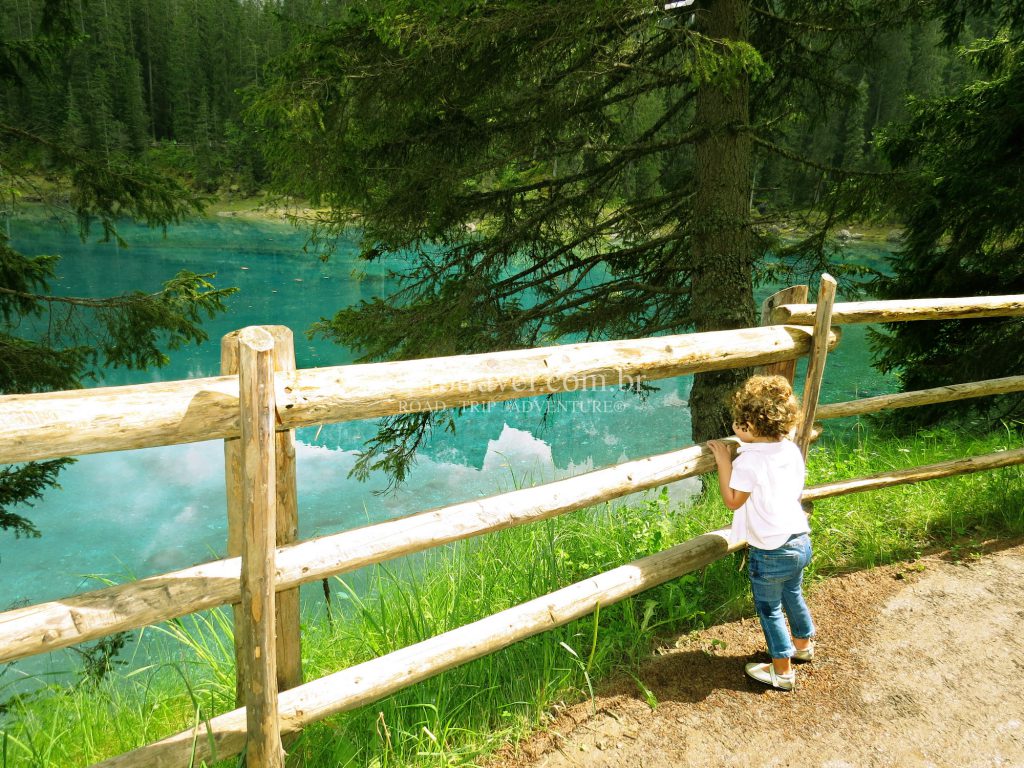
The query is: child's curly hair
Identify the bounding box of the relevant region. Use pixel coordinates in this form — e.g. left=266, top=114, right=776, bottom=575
left=729, top=375, right=800, bottom=440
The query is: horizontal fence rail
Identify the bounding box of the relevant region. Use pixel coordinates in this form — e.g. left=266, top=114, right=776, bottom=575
left=0, top=325, right=834, bottom=464
left=92, top=529, right=742, bottom=768
left=815, top=375, right=1024, bottom=420
left=803, top=447, right=1024, bottom=501
left=771, top=294, right=1024, bottom=325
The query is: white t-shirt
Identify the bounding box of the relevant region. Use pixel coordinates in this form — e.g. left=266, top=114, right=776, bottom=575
left=728, top=438, right=809, bottom=550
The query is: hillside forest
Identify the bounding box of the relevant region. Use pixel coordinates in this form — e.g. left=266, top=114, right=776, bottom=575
left=0, top=1, right=991, bottom=200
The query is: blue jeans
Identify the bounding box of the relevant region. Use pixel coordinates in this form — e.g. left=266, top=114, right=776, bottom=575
left=748, top=533, right=815, bottom=659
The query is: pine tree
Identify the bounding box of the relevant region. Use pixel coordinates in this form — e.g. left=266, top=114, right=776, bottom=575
left=907, top=21, right=944, bottom=100
left=60, top=82, right=86, bottom=147
left=840, top=78, right=869, bottom=169
left=867, top=31, right=913, bottom=133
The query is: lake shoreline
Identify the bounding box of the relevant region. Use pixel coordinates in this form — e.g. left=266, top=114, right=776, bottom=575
left=204, top=193, right=355, bottom=230
left=207, top=194, right=901, bottom=247
left=8, top=183, right=899, bottom=248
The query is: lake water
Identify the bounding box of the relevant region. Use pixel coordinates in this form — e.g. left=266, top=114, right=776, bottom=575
left=0, top=216, right=895, bottom=677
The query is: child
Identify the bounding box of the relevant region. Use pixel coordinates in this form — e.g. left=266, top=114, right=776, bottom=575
left=707, top=374, right=815, bottom=692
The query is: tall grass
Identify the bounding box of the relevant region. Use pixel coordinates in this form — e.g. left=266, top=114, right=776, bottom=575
left=2, top=425, right=1023, bottom=767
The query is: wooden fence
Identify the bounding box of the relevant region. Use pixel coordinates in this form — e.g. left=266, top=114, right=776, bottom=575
left=2, top=287, right=1024, bottom=767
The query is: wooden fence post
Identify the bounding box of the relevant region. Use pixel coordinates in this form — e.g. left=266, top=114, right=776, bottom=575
left=267, top=329, right=301, bottom=695
left=758, top=284, right=809, bottom=383
left=221, top=331, right=246, bottom=705
left=237, top=326, right=285, bottom=768
left=223, top=327, right=302, bottom=705
left=795, top=274, right=837, bottom=458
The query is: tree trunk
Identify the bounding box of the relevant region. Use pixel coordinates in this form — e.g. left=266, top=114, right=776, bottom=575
left=688, top=0, right=757, bottom=444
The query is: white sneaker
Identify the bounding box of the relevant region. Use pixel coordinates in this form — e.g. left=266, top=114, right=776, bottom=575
left=793, top=641, right=815, bottom=662
left=745, top=662, right=795, bottom=691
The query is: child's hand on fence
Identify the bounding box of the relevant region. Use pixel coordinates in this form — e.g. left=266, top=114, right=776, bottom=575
left=707, top=439, right=736, bottom=468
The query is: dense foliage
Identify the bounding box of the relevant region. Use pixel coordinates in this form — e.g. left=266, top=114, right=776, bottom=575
left=864, top=8, right=1024, bottom=427
left=0, top=0, right=235, bottom=538
left=0, top=0, right=360, bottom=193
left=0, top=1, right=968, bottom=198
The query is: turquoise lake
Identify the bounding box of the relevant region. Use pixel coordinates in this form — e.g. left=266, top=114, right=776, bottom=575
left=1, top=216, right=895, bottom=678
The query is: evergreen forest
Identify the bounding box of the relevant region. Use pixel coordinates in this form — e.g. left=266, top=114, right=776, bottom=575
left=0, top=1, right=998, bottom=200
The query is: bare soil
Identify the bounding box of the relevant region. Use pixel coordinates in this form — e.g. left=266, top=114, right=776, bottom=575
left=487, top=539, right=1024, bottom=768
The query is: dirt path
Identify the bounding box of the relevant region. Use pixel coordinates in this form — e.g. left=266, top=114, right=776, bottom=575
left=488, top=539, right=1024, bottom=768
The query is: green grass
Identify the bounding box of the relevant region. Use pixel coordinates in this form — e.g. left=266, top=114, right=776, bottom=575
left=2, top=424, right=1023, bottom=767
left=808, top=422, right=1024, bottom=572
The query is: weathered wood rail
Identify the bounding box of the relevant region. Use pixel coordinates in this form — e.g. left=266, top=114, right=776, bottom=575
left=1, top=288, right=1022, bottom=768
left=0, top=325, right=830, bottom=464
left=770, top=295, right=1024, bottom=325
